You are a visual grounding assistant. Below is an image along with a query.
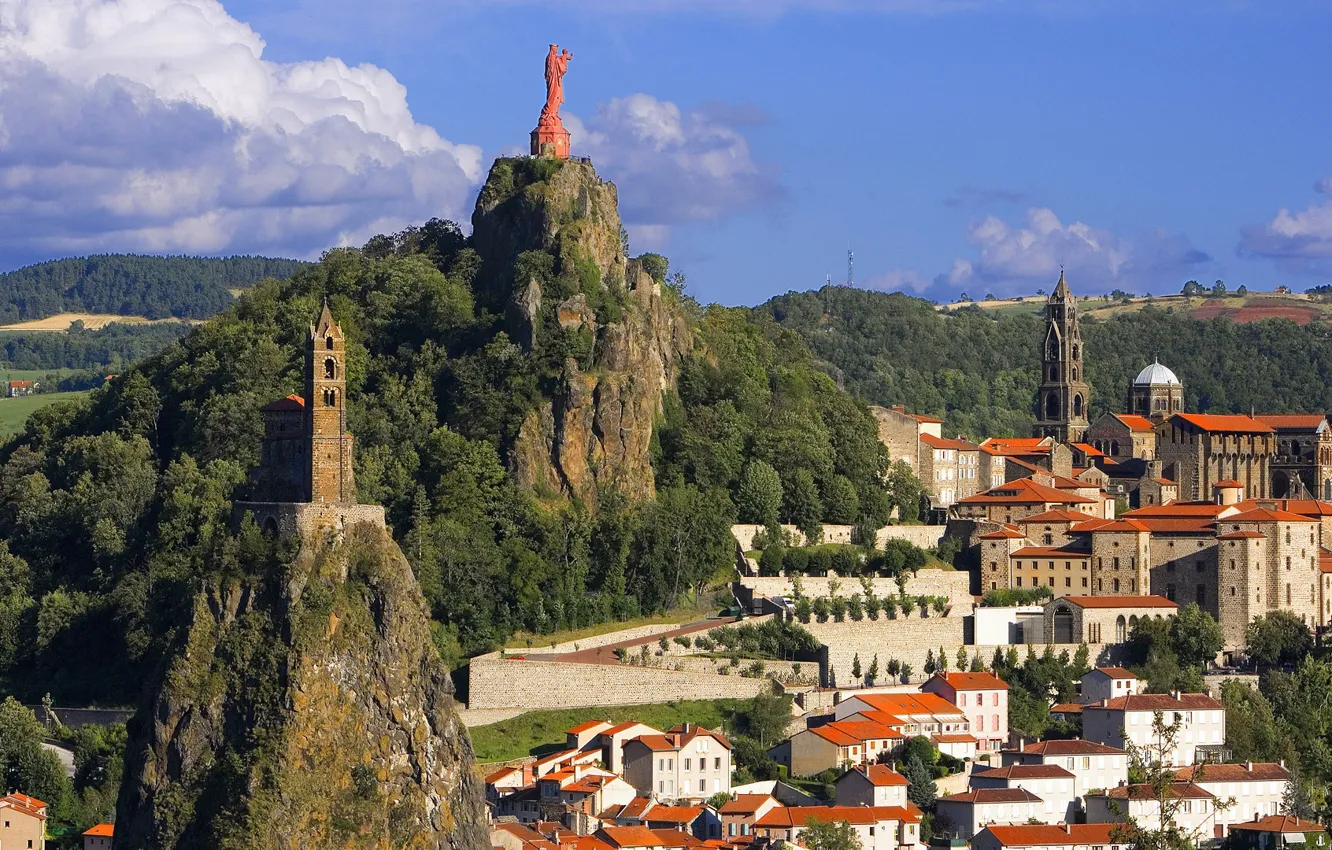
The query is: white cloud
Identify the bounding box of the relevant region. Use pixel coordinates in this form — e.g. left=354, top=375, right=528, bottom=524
left=0, top=0, right=483, bottom=261
left=1239, top=178, right=1332, bottom=273
left=863, top=267, right=931, bottom=293
left=932, top=207, right=1209, bottom=297
left=567, top=93, right=781, bottom=233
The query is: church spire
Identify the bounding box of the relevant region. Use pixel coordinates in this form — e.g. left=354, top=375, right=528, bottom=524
left=1034, top=270, right=1091, bottom=443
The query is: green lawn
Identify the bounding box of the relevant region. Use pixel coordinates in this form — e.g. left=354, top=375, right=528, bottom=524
left=468, top=699, right=750, bottom=763
left=0, top=391, right=90, bottom=436
left=0, top=368, right=84, bottom=383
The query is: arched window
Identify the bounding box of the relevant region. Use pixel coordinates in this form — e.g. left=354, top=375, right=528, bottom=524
left=1051, top=365, right=1060, bottom=382
left=1046, top=393, right=1060, bottom=418
left=1072, top=367, right=1079, bottom=381
left=1072, top=344, right=1080, bottom=360
left=1073, top=395, right=1084, bottom=417
left=324, top=358, right=337, bottom=379
left=326, top=335, right=335, bottom=351
left=1116, top=616, right=1126, bottom=643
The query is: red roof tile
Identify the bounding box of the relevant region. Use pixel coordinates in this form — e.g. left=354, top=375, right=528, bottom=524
left=719, top=794, right=778, bottom=814
left=1106, top=781, right=1213, bottom=800
left=261, top=393, right=306, bottom=412
left=1173, top=413, right=1275, bottom=434
left=1017, top=739, right=1125, bottom=756
left=1088, top=666, right=1136, bottom=679
left=84, top=823, right=115, bottom=837
left=1226, top=507, right=1319, bottom=524
left=976, top=764, right=1075, bottom=779
left=755, top=805, right=921, bottom=828
left=1018, top=509, right=1093, bottom=524
left=981, top=824, right=1118, bottom=847
left=931, top=671, right=1009, bottom=691
left=939, top=788, right=1041, bottom=804
left=1174, top=763, right=1290, bottom=782
left=958, top=477, right=1095, bottom=506
left=1011, top=546, right=1091, bottom=559
left=568, top=720, right=611, bottom=734
left=844, top=764, right=909, bottom=787
left=1114, top=414, right=1156, bottom=432
left=1088, top=693, right=1221, bottom=712
left=1231, top=816, right=1326, bottom=834
left=1061, top=595, right=1177, bottom=609
left=921, top=434, right=979, bottom=451
left=979, top=527, right=1029, bottom=540
left=1254, top=415, right=1328, bottom=430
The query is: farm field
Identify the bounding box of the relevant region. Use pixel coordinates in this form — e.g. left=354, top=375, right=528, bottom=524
left=0, top=312, right=195, bottom=331
left=938, top=290, right=1332, bottom=326
left=0, top=391, right=90, bottom=436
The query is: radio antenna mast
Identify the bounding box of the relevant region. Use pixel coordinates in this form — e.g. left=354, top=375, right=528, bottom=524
left=846, top=249, right=854, bottom=287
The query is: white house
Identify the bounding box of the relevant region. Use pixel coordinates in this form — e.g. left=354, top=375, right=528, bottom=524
left=835, top=764, right=910, bottom=808
left=1175, top=762, right=1291, bottom=835
left=1079, top=668, right=1140, bottom=704
left=970, top=764, right=1079, bottom=823
left=753, top=804, right=922, bottom=850
left=1085, top=781, right=1218, bottom=837
left=1082, top=692, right=1225, bottom=766
left=973, top=823, right=1124, bottom=850
left=622, top=724, right=732, bottom=801
left=935, top=788, right=1044, bottom=840
left=1001, top=739, right=1128, bottom=802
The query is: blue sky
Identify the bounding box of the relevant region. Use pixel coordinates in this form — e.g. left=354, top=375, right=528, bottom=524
left=2, top=0, right=1330, bottom=305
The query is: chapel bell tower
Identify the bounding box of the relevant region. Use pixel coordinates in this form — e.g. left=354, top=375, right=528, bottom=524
left=1034, top=271, right=1092, bottom=443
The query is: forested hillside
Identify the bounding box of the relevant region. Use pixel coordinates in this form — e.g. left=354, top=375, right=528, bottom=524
left=760, top=286, right=1332, bottom=438
left=0, top=160, right=893, bottom=706
left=0, top=254, right=306, bottom=323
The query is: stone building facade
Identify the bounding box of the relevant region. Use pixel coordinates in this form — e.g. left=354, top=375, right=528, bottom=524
left=920, top=434, right=982, bottom=508
left=1127, top=360, right=1185, bottom=423
left=1042, top=596, right=1178, bottom=645
left=1256, top=415, right=1332, bottom=500
left=1155, top=413, right=1277, bottom=501
left=235, top=304, right=383, bottom=534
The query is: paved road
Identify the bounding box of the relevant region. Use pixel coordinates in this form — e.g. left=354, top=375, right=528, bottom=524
left=513, top=616, right=740, bottom=665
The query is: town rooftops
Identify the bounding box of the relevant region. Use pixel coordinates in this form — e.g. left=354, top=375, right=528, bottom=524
left=1059, top=595, right=1178, bottom=610
left=568, top=720, right=611, bottom=734
left=1217, top=530, right=1267, bottom=540
left=84, top=823, right=115, bottom=837
left=1255, top=415, right=1329, bottom=431
left=1225, top=507, right=1320, bottom=524
left=1018, top=509, right=1094, bottom=524
left=646, top=806, right=705, bottom=824
left=841, top=764, right=909, bottom=787
left=1087, top=666, right=1137, bottom=679
left=920, top=433, right=979, bottom=451
left=980, top=437, right=1053, bottom=456
left=261, top=393, right=306, bottom=412
left=976, top=764, right=1076, bottom=780
left=1114, top=414, right=1157, bottom=432
left=1214, top=478, right=1245, bottom=488
left=1172, top=413, right=1275, bottom=434
left=718, top=794, right=778, bottom=814
left=810, top=720, right=904, bottom=746
left=598, top=826, right=692, bottom=848
left=1094, top=519, right=1151, bottom=533
left=0, top=793, right=48, bottom=820
left=1174, top=762, right=1291, bottom=782
left=930, top=670, right=1009, bottom=691
left=933, top=733, right=979, bottom=744
left=979, top=527, right=1029, bottom=540
left=485, top=765, right=524, bottom=784
left=939, top=788, right=1042, bottom=804
left=1105, top=781, right=1213, bottom=800
left=848, top=692, right=966, bottom=717
left=1017, top=739, right=1125, bottom=756
left=602, top=797, right=656, bottom=821
left=958, top=477, right=1096, bottom=506
left=979, top=823, right=1118, bottom=847
left=1231, top=816, right=1326, bottom=835
left=631, top=725, right=731, bottom=752
left=1088, top=692, right=1222, bottom=712
left=755, top=805, right=921, bottom=828
left=910, top=413, right=944, bottom=424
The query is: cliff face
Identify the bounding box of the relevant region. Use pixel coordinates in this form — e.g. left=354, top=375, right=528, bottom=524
left=472, top=157, right=691, bottom=505
left=115, top=524, right=488, bottom=850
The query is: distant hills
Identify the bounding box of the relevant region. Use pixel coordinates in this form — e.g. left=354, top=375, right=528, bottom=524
left=0, top=254, right=307, bottom=324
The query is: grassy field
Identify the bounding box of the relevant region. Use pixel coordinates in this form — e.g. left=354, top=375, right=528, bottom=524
left=468, top=699, right=751, bottom=763
left=0, top=367, right=84, bottom=383
left=0, top=391, right=90, bottom=436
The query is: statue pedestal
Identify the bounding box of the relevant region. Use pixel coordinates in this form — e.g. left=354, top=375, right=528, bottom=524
left=531, top=122, right=571, bottom=159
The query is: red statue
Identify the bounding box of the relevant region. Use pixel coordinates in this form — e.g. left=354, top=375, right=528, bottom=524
left=532, top=44, right=573, bottom=159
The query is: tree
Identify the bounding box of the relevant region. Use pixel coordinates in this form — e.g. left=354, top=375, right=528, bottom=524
left=1169, top=604, right=1224, bottom=671
left=1116, top=711, right=1233, bottom=850
left=707, top=791, right=733, bottom=811
left=822, top=476, right=860, bottom=525
left=1236, top=284, right=1249, bottom=296
left=1212, top=279, right=1227, bottom=297
left=801, top=818, right=862, bottom=850
left=956, top=647, right=968, bottom=671
left=1245, top=611, right=1313, bottom=668
left=903, top=754, right=937, bottom=808
left=1182, top=280, right=1204, bottom=296
left=744, top=688, right=792, bottom=747
left=867, top=654, right=880, bottom=686
left=783, top=469, right=823, bottom=544
left=737, top=461, right=783, bottom=527
left=884, top=461, right=923, bottom=524
left=924, top=648, right=936, bottom=674
left=852, top=653, right=863, bottom=683
left=0, top=698, right=70, bottom=811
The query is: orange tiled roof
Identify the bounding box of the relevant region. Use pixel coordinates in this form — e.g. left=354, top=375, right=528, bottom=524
left=979, top=527, right=1029, bottom=540
left=975, top=764, right=1075, bottom=779
left=719, top=794, right=778, bottom=814
left=1050, top=703, right=1084, bottom=714
left=1088, top=666, right=1136, bottom=679
left=1018, top=509, right=1093, bottom=524
left=1062, top=595, right=1177, bottom=609
left=755, top=805, right=921, bottom=828
left=1217, top=530, right=1266, bottom=540
left=958, top=477, right=1095, bottom=506
left=1174, top=763, right=1290, bottom=782
left=940, top=788, right=1041, bottom=804
left=1113, top=414, right=1156, bottom=432
left=921, top=433, right=979, bottom=451
left=933, top=733, right=978, bottom=744
left=1231, top=816, right=1326, bottom=834
left=1071, top=443, right=1104, bottom=457
left=850, top=692, right=966, bottom=718
left=1213, top=478, right=1245, bottom=487
left=809, top=719, right=904, bottom=746
left=1321, top=549, right=1332, bottom=574
left=261, top=393, right=306, bottom=412
left=647, top=806, right=705, bottom=824
left=84, top=823, right=115, bottom=837
left=1255, top=415, right=1328, bottom=430
left=599, top=826, right=692, bottom=848
left=568, top=720, right=611, bottom=734
left=1017, top=739, right=1125, bottom=756
left=910, top=413, right=943, bottom=424
left=1226, top=507, right=1319, bottom=524
left=1106, top=781, right=1213, bottom=800
left=1088, top=693, right=1222, bottom=711
left=1173, top=413, right=1275, bottom=434
left=981, top=824, right=1118, bottom=847
left=1012, top=546, right=1091, bottom=559
left=844, top=764, right=909, bottom=787
left=931, top=670, right=1009, bottom=691
left=1123, top=503, right=1230, bottom=518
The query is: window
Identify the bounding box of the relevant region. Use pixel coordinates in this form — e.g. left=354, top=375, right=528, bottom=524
left=715, top=757, right=721, bottom=770
left=977, top=714, right=983, bottom=731
left=685, top=758, right=691, bottom=770
left=1196, top=585, right=1206, bottom=605
left=993, top=713, right=1000, bottom=729
left=324, top=358, right=337, bottom=379
left=1167, top=584, right=1176, bottom=601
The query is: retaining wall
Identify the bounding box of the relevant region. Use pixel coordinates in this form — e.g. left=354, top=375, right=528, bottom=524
left=731, top=524, right=947, bottom=551
left=467, top=655, right=772, bottom=710
left=737, top=570, right=973, bottom=608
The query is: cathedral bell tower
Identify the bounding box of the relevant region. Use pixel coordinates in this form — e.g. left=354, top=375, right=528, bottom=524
left=306, top=303, right=356, bottom=503
left=1034, top=271, right=1091, bottom=443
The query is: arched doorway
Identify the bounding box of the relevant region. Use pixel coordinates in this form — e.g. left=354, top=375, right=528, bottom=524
left=1053, top=605, right=1075, bottom=644
left=1273, top=471, right=1292, bottom=499
left=1116, top=615, right=1127, bottom=643
left=1046, top=393, right=1060, bottom=419
left=262, top=516, right=279, bottom=536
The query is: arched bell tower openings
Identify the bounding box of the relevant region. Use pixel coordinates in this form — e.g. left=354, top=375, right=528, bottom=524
left=306, top=302, right=356, bottom=504
left=1033, top=270, right=1092, bottom=443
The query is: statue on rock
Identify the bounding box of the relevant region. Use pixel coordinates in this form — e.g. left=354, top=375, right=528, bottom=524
left=532, top=44, right=573, bottom=159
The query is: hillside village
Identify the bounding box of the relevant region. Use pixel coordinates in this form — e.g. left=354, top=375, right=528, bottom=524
left=467, top=275, right=1332, bottom=850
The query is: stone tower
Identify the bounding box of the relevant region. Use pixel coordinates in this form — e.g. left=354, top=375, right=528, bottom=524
left=1128, top=359, right=1184, bottom=422
left=1034, top=271, right=1092, bottom=443
left=306, top=303, right=355, bottom=504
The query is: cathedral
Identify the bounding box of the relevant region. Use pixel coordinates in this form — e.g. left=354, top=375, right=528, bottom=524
left=1032, top=272, right=1091, bottom=444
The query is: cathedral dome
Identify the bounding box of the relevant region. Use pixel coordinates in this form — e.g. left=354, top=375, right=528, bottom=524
left=1133, top=359, right=1181, bottom=387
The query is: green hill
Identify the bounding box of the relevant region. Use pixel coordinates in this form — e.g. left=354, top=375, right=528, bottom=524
left=758, top=286, right=1332, bottom=439
left=0, top=254, right=306, bottom=323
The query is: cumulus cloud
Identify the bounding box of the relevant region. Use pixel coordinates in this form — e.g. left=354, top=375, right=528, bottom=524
left=932, top=207, right=1210, bottom=297
left=0, top=0, right=483, bottom=262
left=566, top=93, right=781, bottom=233
left=863, top=267, right=930, bottom=293
left=1239, top=178, right=1332, bottom=274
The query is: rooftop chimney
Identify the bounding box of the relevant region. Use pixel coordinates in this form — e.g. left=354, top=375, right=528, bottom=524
left=1064, top=824, right=1072, bottom=834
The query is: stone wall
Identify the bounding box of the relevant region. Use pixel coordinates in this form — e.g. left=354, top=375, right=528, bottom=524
left=806, top=615, right=966, bottom=683
left=736, top=570, right=973, bottom=608
left=233, top=501, right=387, bottom=537
left=731, top=524, right=947, bottom=552
left=466, top=655, right=770, bottom=710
